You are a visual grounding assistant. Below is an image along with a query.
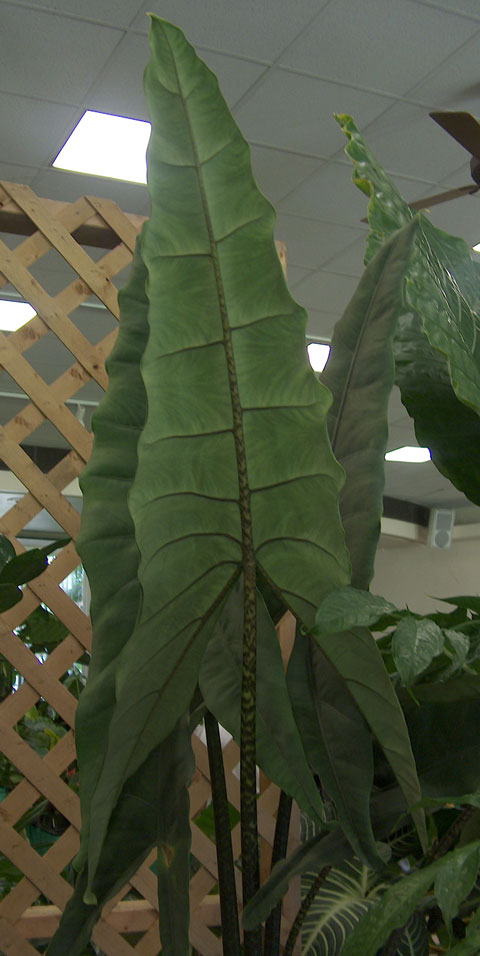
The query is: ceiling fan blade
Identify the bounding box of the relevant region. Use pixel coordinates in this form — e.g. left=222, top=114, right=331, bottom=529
left=430, top=111, right=480, bottom=160
left=408, top=183, right=480, bottom=211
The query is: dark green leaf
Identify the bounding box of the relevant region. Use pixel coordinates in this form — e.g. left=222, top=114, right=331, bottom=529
left=321, top=220, right=418, bottom=588
left=311, top=626, right=426, bottom=849
left=16, top=606, right=68, bottom=649
left=336, top=114, right=480, bottom=420
left=0, top=535, right=16, bottom=572
left=0, top=583, right=22, bottom=612
left=393, top=312, right=480, bottom=506
left=199, top=581, right=325, bottom=825
left=242, top=826, right=351, bottom=931
left=395, top=911, right=429, bottom=956
left=400, top=679, right=480, bottom=797
left=440, top=596, right=480, bottom=615
left=47, top=717, right=194, bottom=956
left=0, top=549, right=47, bottom=586
left=288, top=631, right=382, bottom=869
left=443, top=907, right=480, bottom=955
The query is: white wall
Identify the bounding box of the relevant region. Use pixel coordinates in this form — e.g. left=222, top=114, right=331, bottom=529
left=372, top=532, right=480, bottom=615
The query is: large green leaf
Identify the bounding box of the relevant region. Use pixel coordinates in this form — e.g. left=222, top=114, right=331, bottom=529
left=311, top=621, right=426, bottom=850
left=336, top=113, right=480, bottom=503
left=47, top=718, right=193, bottom=956
left=443, top=908, right=480, bottom=955
left=321, top=219, right=418, bottom=589
left=393, top=313, right=480, bottom=505
left=199, top=580, right=325, bottom=826
left=82, top=15, right=350, bottom=899
left=287, top=630, right=382, bottom=870
left=73, top=233, right=149, bottom=871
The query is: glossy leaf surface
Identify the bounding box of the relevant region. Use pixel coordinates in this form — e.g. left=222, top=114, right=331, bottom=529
left=81, top=15, right=350, bottom=898
left=321, top=219, right=418, bottom=588
left=434, top=842, right=480, bottom=935
left=312, top=586, right=398, bottom=634
left=392, top=617, right=445, bottom=687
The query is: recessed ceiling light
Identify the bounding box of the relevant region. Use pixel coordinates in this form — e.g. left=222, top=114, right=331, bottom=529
left=52, top=110, right=150, bottom=184
left=307, top=342, right=330, bottom=372
left=473, top=242, right=480, bottom=253
left=0, top=300, right=36, bottom=331
left=385, top=446, right=431, bottom=463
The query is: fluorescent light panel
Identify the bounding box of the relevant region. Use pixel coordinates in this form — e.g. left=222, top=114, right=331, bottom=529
left=473, top=242, right=480, bottom=252
left=385, top=446, right=431, bottom=463
left=53, top=111, right=150, bottom=184
left=307, top=342, right=330, bottom=372
left=0, top=300, right=36, bottom=331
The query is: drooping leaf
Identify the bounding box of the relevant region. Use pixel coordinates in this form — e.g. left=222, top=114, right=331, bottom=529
left=82, top=15, right=350, bottom=899
left=16, top=606, right=68, bottom=650
left=311, top=625, right=426, bottom=850
left=393, top=312, right=480, bottom=506
left=336, top=113, right=480, bottom=504
left=287, top=630, right=382, bottom=870
left=301, top=857, right=383, bottom=956
left=47, top=718, right=193, bottom=956
left=392, top=617, right=445, bottom=687
left=199, top=580, right=325, bottom=826
left=434, top=842, right=480, bottom=936
left=313, top=586, right=399, bottom=634
left=73, top=231, right=149, bottom=871
left=321, top=218, right=418, bottom=588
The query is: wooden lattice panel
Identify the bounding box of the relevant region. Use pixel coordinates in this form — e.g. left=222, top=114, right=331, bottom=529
left=0, top=183, right=297, bottom=955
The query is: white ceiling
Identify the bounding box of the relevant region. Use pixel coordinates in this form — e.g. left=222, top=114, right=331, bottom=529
left=1, top=0, right=480, bottom=520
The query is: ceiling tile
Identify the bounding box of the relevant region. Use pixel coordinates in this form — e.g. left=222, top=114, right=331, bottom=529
left=275, top=212, right=365, bottom=268
left=410, top=29, right=480, bottom=109
left=0, top=92, right=79, bottom=166
left=250, top=146, right=322, bottom=205
left=87, top=35, right=267, bottom=121
left=199, top=51, right=268, bottom=108
left=31, top=168, right=149, bottom=215
left=278, top=161, right=372, bottom=225
left=421, top=0, right=480, bottom=19
left=321, top=236, right=367, bottom=277
left=278, top=0, right=476, bottom=96
left=294, top=268, right=359, bottom=314
left=14, top=0, right=146, bottom=27
left=424, top=193, right=480, bottom=246
left=0, top=3, right=123, bottom=104
left=361, top=101, right=473, bottom=182
left=286, top=265, right=315, bottom=289
left=131, top=0, right=327, bottom=60
left=305, top=307, right=341, bottom=339
left=0, top=163, right=38, bottom=186
left=234, top=69, right=394, bottom=156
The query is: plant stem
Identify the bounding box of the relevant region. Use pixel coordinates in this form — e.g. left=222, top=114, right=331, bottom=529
left=204, top=710, right=242, bottom=956
left=263, top=791, right=292, bottom=956
left=241, top=556, right=262, bottom=956
left=283, top=866, right=332, bottom=956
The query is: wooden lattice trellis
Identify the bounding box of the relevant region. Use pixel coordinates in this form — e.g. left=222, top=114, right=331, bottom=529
left=0, top=182, right=297, bottom=956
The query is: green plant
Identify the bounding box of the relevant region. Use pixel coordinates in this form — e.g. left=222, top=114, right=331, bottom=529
left=44, top=16, right=480, bottom=956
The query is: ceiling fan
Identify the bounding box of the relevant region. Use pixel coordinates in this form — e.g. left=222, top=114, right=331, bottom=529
left=409, top=111, right=480, bottom=212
